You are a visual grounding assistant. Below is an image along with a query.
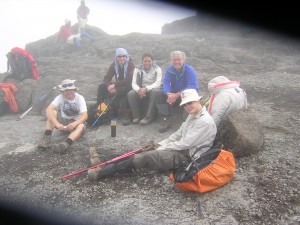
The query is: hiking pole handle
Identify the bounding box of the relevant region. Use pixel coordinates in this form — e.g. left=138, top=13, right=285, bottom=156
left=60, top=147, right=143, bottom=181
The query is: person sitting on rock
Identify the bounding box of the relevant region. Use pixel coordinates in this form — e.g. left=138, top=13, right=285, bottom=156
left=87, top=89, right=216, bottom=181
left=127, top=53, right=163, bottom=126
left=37, top=79, right=88, bottom=154
left=96, top=48, right=135, bottom=126
left=57, top=19, right=94, bottom=48
left=207, top=75, right=248, bottom=129
left=156, top=50, right=199, bottom=133
left=77, top=0, right=90, bottom=33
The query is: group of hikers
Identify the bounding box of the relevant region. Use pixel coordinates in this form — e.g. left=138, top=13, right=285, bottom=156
left=57, top=0, right=94, bottom=48
left=36, top=46, right=248, bottom=182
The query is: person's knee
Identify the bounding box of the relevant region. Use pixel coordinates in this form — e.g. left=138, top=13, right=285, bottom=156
left=75, top=123, right=85, bottom=132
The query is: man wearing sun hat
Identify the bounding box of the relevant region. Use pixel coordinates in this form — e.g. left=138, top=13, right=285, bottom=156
left=87, top=89, right=217, bottom=181
left=37, top=79, right=88, bottom=154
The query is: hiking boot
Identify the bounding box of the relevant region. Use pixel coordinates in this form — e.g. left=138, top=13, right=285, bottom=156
left=54, top=141, right=70, bottom=154
left=159, top=118, right=171, bottom=133
left=132, top=118, right=140, bottom=124
left=139, top=117, right=151, bottom=126
left=89, top=147, right=101, bottom=166
left=37, top=135, right=51, bottom=150
left=87, top=167, right=102, bottom=181
left=121, top=113, right=132, bottom=126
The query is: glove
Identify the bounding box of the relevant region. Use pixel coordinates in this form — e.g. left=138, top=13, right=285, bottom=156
left=142, top=141, right=160, bottom=151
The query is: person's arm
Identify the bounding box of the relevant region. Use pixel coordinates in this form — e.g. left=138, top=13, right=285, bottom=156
left=115, top=58, right=135, bottom=90
left=46, top=103, right=63, bottom=130
left=184, top=65, right=199, bottom=91
left=131, top=68, right=140, bottom=92
left=210, top=94, right=231, bottom=128
left=157, top=122, right=185, bottom=149
left=162, top=68, right=172, bottom=94
left=102, top=63, right=115, bottom=85
left=65, top=96, right=88, bottom=131
left=158, top=121, right=213, bottom=151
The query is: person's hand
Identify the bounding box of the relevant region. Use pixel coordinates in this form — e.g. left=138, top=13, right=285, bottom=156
left=64, top=121, right=77, bottom=132
left=138, top=87, right=147, bottom=98
left=142, top=142, right=160, bottom=151
left=108, top=84, right=116, bottom=94
left=55, top=123, right=65, bottom=131
left=167, top=93, right=179, bottom=105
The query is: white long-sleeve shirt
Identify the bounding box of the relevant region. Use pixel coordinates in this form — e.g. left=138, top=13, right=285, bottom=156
left=157, top=107, right=217, bottom=158
left=131, top=64, right=162, bottom=92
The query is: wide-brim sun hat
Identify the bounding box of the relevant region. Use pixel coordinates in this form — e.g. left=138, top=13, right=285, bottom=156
left=58, top=79, right=79, bottom=91
left=180, top=89, right=202, bottom=106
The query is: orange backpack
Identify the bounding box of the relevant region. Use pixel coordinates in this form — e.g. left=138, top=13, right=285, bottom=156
left=169, top=148, right=235, bottom=193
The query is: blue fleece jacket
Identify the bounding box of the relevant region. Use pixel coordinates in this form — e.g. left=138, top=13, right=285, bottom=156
left=162, top=63, right=199, bottom=94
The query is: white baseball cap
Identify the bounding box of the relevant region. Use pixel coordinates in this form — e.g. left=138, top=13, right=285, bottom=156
left=180, top=89, right=202, bottom=106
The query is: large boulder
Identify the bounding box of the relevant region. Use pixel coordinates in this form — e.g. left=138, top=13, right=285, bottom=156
left=218, top=107, right=265, bottom=158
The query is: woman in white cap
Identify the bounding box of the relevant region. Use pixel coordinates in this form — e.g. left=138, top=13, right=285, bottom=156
left=96, top=48, right=135, bottom=126
left=207, top=75, right=248, bottom=128
left=87, top=89, right=217, bottom=181
left=37, top=79, right=88, bottom=154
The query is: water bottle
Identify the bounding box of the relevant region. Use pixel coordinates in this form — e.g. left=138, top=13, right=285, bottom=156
left=111, top=119, right=117, bottom=137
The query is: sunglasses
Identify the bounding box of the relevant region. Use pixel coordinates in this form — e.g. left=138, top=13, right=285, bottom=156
left=182, top=101, right=194, bottom=107
left=61, top=83, right=74, bottom=88
left=117, top=55, right=127, bottom=59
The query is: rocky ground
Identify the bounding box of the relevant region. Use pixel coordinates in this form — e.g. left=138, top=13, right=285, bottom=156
left=0, top=19, right=299, bottom=224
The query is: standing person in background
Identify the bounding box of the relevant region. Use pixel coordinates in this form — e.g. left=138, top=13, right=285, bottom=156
left=127, top=53, right=163, bottom=126
left=97, top=48, right=135, bottom=126
left=37, top=79, right=88, bottom=154
left=156, top=51, right=199, bottom=133
left=77, top=0, right=90, bottom=33
left=57, top=19, right=94, bottom=48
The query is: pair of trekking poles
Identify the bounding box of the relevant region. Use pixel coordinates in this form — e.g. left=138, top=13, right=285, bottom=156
left=16, top=85, right=57, bottom=121
left=60, top=143, right=155, bottom=181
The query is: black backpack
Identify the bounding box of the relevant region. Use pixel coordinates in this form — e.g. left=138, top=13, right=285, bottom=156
left=87, top=99, right=112, bottom=128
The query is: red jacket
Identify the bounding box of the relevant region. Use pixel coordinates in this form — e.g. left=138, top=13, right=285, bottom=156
left=58, top=25, right=72, bottom=42
left=0, top=82, right=18, bottom=112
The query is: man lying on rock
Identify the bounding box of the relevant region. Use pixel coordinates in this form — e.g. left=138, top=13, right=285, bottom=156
left=87, top=89, right=217, bottom=181
left=37, top=79, right=88, bottom=154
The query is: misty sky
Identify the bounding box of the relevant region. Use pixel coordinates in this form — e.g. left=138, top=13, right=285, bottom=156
left=0, top=0, right=196, bottom=73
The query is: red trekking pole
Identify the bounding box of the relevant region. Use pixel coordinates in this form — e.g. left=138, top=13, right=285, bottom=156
left=60, top=147, right=144, bottom=181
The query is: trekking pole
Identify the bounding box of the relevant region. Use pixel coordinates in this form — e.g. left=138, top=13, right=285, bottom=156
left=92, top=103, right=110, bottom=127
left=61, top=143, right=154, bottom=181
left=16, top=85, right=57, bottom=121
left=92, top=96, right=116, bottom=127
left=60, top=147, right=144, bottom=181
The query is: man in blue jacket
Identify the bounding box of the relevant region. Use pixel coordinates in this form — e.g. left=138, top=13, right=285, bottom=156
left=156, top=51, right=199, bottom=132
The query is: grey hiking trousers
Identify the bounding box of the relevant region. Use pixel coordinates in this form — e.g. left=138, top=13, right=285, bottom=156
left=132, top=149, right=190, bottom=171
left=127, top=88, right=159, bottom=120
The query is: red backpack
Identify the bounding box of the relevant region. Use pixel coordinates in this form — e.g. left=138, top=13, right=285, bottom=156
left=7, top=47, right=39, bottom=81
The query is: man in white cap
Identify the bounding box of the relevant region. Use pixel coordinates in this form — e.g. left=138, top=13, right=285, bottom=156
left=87, top=89, right=217, bottom=181
left=38, top=79, right=88, bottom=154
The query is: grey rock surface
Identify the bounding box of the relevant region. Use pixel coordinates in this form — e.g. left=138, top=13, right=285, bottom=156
left=0, top=21, right=299, bottom=225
